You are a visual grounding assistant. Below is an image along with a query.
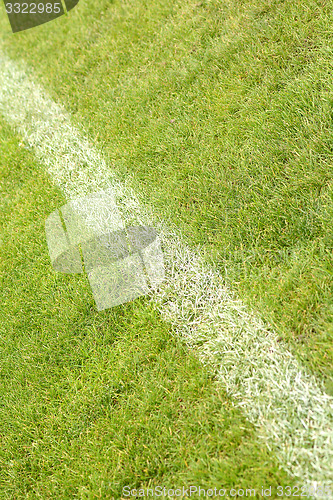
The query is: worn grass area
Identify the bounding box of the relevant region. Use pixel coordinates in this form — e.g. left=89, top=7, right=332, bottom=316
left=0, top=119, right=292, bottom=497
left=0, top=0, right=331, bottom=388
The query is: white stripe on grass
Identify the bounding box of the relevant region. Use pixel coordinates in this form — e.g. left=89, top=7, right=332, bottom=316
left=0, top=52, right=332, bottom=493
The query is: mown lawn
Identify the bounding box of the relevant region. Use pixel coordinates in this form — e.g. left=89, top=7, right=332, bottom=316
left=0, top=118, right=292, bottom=497
left=0, top=0, right=331, bottom=388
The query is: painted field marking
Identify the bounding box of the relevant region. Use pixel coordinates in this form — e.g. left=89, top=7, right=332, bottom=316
left=0, top=51, right=332, bottom=493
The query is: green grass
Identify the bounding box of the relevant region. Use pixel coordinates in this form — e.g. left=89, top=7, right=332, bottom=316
left=0, top=0, right=332, bottom=388
left=0, top=118, right=293, bottom=497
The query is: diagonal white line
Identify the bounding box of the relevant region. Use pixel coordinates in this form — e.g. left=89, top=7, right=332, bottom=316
left=0, top=51, right=332, bottom=493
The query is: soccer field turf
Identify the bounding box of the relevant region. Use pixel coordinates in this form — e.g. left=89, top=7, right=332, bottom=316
left=0, top=0, right=332, bottom=497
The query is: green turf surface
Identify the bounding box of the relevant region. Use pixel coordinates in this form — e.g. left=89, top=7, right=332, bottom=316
left=0, top=118, right=293, bottom=497
left=0, top=0, right=331, bottom=390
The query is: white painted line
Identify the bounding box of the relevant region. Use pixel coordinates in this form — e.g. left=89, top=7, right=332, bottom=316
left=0, top=52, right=332, bottom=493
